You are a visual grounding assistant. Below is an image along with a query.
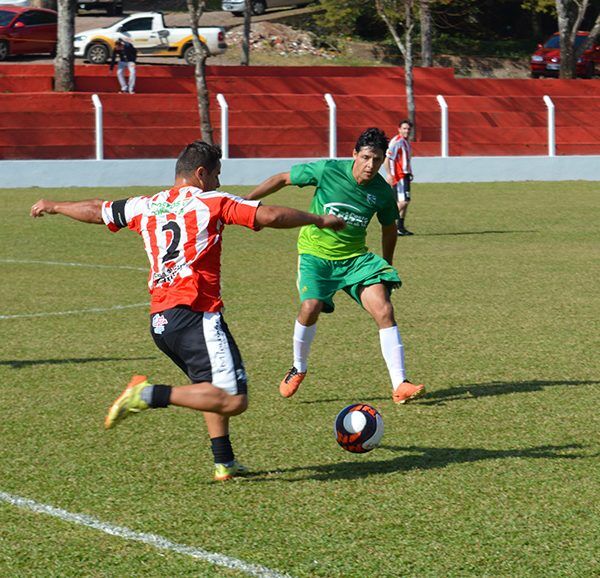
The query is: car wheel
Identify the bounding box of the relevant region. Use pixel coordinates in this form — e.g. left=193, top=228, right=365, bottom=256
left=184, top=43, right=207, bottom=65
left=583, top=62, right=594, bottom=79
left=0, top=40, right=8, bottom=62
left=531, top=72, right=540, bottom=79
left=251, top=0, right=266, bottom=15
left=86, top=43, right=109, bottom=65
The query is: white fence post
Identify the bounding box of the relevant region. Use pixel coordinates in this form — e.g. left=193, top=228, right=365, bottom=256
left=436, top=94, right=449, bottom=158
left=324, top=93, right=337, bottom=158
left=91, top=94, right=103, bottom=161
left=543, top=95, right=556, bottom=157
left=216, top=93, right=229, bottom=160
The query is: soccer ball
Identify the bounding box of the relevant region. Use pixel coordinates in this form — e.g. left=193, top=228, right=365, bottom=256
left=334, top=403, right=384, bottom=453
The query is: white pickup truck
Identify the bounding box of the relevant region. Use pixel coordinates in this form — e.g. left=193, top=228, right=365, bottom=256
left=73, top=11, right=227, bottom=65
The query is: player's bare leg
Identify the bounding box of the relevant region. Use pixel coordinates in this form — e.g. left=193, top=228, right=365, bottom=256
left=280, top=299, right=323, bottom=398
left=397, top=200, right=412, bottom=236
left=360, top=284, right=425, bottom=404
left=203, top=412, right=249, bottom=481
left=105, top=378, right=247, bottom=430
left=170, top=383, right=247, bottom=415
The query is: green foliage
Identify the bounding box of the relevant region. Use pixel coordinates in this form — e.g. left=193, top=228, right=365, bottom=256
left=521, top=0, right=555, bottom=14
left=434, top=32, right=535, bottom=57
left=1, top=182, right=599, bottom=576
left=317, top=0, right=370, bottom=36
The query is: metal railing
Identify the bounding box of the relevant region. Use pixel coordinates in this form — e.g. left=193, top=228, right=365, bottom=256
left=88, top=94, right=562, bottom=160
left=91, top=94, right=103, bottom=161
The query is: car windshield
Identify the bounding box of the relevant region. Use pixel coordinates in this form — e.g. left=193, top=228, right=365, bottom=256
left=544, top=35, right=587, bottom=49
left=103, top=15, right=129, bottom=29
left=0, top=10, right=15, bottom=26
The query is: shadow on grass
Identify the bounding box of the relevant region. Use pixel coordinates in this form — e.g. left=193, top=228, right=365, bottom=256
left=299, top=397, right=389, bottom=405
left=246, top=443, right=591, bottom=483
left=420, top=379, right=600, bottom=406
left=0, top=357, right=155, bottom=369
left=418, top=229, right=537, bottom=237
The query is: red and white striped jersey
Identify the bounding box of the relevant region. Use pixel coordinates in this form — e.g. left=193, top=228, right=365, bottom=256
left=102, top=186, right=260, bottom=314
left=386, top=135, right=412, bottom=184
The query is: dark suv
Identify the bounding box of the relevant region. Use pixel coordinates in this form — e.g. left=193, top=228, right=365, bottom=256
left=77, top=1, right=123, bottom=16
left=531, top=32, right=599, bottom=78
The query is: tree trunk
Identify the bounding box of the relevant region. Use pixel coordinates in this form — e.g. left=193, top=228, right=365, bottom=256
left=187, top=0, right=214, bottom=144
left=405, top=0, right=416, bottom=131
left=241, top=0, right=251, bottom=65
left=374, top=0, right=417, bottom=133
left=54, top=0, right=75, bottom=92
left=419, top=0, right=433, bottom=67
left=555, top=0, right=598, bottom=79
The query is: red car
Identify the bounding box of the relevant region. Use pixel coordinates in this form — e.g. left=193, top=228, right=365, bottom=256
left=0, top=5, right=57, bottom=61
left=531, top=31, right=600, bottom=78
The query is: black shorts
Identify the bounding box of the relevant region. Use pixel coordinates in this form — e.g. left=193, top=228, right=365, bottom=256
left=150, top=307, right=247, bottom=396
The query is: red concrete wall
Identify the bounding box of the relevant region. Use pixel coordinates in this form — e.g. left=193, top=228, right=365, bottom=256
left=0, top=64, right=598, bottom=159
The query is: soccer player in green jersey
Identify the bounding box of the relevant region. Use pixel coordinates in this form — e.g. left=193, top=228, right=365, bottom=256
left=246, top=127, right=425, bottom=404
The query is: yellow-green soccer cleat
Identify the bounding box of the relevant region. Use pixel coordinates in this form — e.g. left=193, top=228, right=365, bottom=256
left=104, top=375, right=150, bottom=430
left=214, top=460, right=250, bottom=482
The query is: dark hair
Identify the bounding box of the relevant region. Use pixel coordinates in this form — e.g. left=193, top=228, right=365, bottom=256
left=175, top=141, right=222, bottom=177
left=399, top=119, right=413, bottom=128
left=354, top=127, right=389, bottom=154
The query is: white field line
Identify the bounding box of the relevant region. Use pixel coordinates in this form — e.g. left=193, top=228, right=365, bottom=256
left=0, top=303, right=148, bottom=320
left=0, top=258, right=148, bottom=320
left=0, top=491, right=292, bottom=578
left=0, top=258, right=146, bottom=272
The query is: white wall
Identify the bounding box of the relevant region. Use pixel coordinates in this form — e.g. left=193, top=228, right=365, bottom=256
left=0, top=156, right=598, bottom=188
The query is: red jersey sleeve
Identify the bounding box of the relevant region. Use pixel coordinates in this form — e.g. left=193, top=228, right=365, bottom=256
left=220, top=195, right=261, bottom=230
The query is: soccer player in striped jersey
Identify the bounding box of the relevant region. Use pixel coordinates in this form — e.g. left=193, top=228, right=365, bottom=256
left=245, top=128, right=425, bottom=405
left=384, top=119, right=414, bottom=236
left=30, top=140, right=345, bottom=481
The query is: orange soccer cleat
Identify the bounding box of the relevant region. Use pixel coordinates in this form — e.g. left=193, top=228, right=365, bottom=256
left=279, top=367, right=306, bottom=398
left=393, top=380, right=426, bottom=404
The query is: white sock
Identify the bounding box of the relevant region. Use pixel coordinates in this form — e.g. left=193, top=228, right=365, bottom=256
left=293, top=320, right=316, bottom=373
left=379, top=326, right=406, bottom=390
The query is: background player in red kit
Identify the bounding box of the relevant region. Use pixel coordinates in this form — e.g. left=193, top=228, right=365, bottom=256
left=384, top=119, right=414, bottom=236
left=30, top=141, right=344, bottom=481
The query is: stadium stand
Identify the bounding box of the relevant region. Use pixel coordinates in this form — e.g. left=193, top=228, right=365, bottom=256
left=0, top=64, right=599, bottom=159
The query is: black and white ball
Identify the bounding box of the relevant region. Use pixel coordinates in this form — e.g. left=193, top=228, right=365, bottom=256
left=334, top=403, right=384, bottom=453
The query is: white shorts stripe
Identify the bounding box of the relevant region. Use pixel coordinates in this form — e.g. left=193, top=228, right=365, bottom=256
left=202, top=312, right=239, bottom=395
left=0, top=491, right=291, bottom=578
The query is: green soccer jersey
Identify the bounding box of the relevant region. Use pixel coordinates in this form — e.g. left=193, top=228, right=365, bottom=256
left=290, top=159, right=399, bottom=260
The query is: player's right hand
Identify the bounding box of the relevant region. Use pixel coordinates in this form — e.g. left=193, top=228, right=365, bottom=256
left=30, top=199, right=55, bottom=217
left=320, top=214, right=346, bottom=231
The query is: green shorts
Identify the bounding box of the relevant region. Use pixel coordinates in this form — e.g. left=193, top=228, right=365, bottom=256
left=297, top=252, right=402, bottom=313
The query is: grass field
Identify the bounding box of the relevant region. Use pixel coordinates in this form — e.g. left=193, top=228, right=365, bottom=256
left=1, top=181, right=599, bottom=577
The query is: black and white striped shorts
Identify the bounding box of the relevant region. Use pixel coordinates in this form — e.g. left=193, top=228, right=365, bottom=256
left=150, top=306, right=247, bottom=396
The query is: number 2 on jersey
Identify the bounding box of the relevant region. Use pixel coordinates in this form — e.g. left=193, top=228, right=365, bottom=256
left=162, top=221, right=181, bottom=262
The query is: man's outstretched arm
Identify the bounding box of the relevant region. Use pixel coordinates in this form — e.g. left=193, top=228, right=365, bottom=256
left=30, top=199, right=104, bottom=224
left=245, top=172, right=292, bottom=201
left=255, top=204, right=345, bottom=231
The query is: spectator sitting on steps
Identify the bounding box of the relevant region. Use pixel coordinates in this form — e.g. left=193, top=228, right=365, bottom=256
left=110, top=38, right=137, bottom=94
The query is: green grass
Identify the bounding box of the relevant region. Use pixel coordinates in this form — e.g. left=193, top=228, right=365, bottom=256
left=1, top=181, right=599, bottom=577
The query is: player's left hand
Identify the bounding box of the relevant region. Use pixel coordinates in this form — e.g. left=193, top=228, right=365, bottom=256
left=30, top=199, right=55, bottom=217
